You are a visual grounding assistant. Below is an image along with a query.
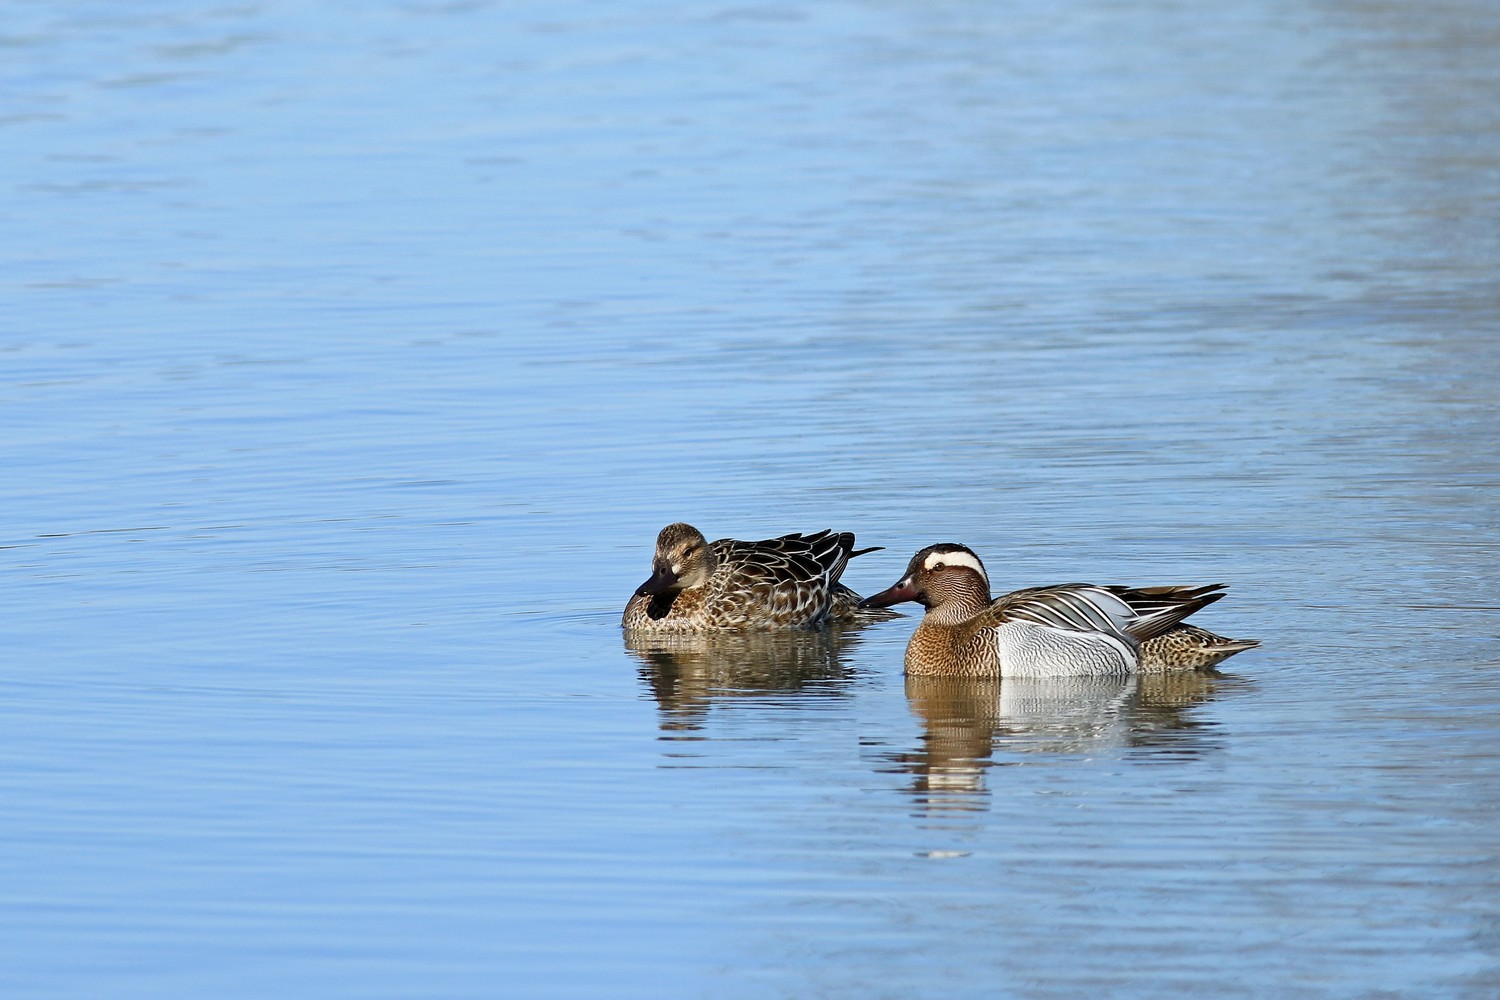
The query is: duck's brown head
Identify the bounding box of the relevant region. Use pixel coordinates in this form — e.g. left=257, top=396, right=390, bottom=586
left=635, top=522, right=716, bottom=596
left=859, top=543, right=992, bottom=610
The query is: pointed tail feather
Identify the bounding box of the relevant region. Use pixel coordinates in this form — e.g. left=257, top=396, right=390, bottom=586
left=1125, top=589, right=1227, bottom=642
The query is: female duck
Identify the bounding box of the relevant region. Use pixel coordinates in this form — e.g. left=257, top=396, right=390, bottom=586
left=623, top=523, right=882, bottom=632
left=860, top=543, right=1257, bottom=677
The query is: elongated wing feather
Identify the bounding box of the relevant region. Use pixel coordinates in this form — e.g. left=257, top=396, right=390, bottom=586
left=981, top=581, right=1228, bottom=649
left=1102, top=584, right=1228, bottom=641
left=719, top=530, right=869, bottom=589
left=987, top=584, right=1140, bottom=637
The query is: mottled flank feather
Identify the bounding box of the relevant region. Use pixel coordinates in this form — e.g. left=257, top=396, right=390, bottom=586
left=861, top=543, right=1257, bottom=677
left=622, top=523, right=887, bottom=632
left=1139, top=624, right=1261, bottom=672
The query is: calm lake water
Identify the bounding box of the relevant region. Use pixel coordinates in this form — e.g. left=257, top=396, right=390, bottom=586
left=4, top=1, right=1499, bottom=997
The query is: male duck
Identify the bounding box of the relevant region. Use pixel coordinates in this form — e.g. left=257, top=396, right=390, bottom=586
left=622, top=523, right=883, bottom=632
left=860, top=543, right=1258, bottom=677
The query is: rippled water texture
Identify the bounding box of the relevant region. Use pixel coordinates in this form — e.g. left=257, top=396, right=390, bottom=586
left=4, top=1, right=1499, bottom=997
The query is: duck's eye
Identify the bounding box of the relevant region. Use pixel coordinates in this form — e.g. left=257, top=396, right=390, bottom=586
left=932, top=561, right=946, bottom=570
left=682, top=546, right=696, bottom=557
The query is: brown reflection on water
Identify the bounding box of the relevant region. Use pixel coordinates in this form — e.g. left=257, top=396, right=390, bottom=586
left=625, top=628, right=874, bottom=731
left=896, top=676, right=1004, bottom=812
left=894, top=673, right=1229, bottom=813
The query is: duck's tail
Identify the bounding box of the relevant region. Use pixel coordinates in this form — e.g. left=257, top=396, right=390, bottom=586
left=1140, top=625, right=1259, bottom=671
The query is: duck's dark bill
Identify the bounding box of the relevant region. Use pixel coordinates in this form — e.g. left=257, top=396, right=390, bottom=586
left=859, top=581, right=918, bottom=608
left=635, top=565, right=679, bottom=596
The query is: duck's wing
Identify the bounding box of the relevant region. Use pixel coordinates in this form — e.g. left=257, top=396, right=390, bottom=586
left=966, top=583, right=1233, bottom=676
left=968, top=584, right=1145, bottom=676
left=693, top=532, right=859, bottom=625
left=1100, top=583, right=1228, bottom=641
left=988, top=584, right=1140, bottom=634
left=724, top=530, right=876, bottom=589
left=990, top=582, right=1227, bottom=640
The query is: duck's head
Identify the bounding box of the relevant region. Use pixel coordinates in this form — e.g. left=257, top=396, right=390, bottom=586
left=635, top=522, right=715, bottom=596
left=859, top=543, right=991, bottom=610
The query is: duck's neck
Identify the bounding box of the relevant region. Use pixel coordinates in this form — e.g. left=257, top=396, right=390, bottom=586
left=923, top=579, right=993, bottom=624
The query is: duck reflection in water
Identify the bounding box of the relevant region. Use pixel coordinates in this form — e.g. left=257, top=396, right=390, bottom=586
left=895, top=672, right=1230, bottom=813
left=625, top=628, right=873, bottom=732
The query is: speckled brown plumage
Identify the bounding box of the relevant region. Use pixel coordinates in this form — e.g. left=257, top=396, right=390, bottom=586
left=622, top=523, right=885, bottom=632
left=862, top=543, right=1258, bottom=677
left=1139, top=624, right=1260, bottom=672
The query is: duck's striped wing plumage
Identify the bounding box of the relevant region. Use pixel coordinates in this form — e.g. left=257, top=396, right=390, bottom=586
left=992, top=584, right=1139, bottom=634
left=707, top=530, right=877, bottom=627
left=1101, top=583, right=1228, bottom=640
left=989, top=583, right=1228, bottom=637
left=968, top=583, right=1232, bottom=676
left=968, top=585, right=1136, bottom=675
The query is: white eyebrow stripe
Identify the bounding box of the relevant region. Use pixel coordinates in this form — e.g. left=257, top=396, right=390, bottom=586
left=924, top=550, right=987, bottom=581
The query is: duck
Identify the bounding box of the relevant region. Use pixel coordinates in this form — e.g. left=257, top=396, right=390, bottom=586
left=860, top=543, right=1258, bottom=677
left=622, top=522, right=884, bottom=632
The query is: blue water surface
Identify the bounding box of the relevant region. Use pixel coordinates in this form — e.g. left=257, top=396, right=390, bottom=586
left=3, top=1, right=1499, bottom=997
